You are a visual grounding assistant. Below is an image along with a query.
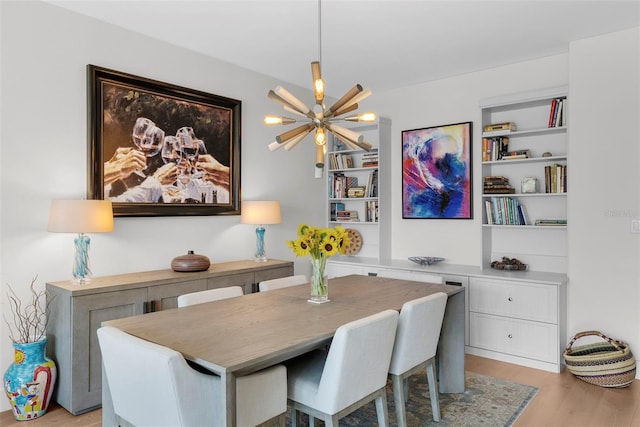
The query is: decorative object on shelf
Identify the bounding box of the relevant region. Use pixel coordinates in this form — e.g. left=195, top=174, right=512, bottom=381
left=3, top=278, right=57, bottom=421
left=564, top=331, right=636, bottom=388
left=240, top=201, right=282, bottom=262
left=171, top=250, right=211, bottom=272
left=408, top=256, right=445, bottom=266
left=343, top=229, right=363, bottom=255
left=402, top=122, right=473, bottom=219
left=542, top=152, right=553, bottom=157
left=521, top=177, right=538, bottom=193
left=263, top=0, right=376, bottom=178
left=47, top=200, right=114, bottom=284
left=490, top=257, right=528, bottom=271
left=87, top=65, right=241, bottom=217
left=287, top=224, right=351, bottom=303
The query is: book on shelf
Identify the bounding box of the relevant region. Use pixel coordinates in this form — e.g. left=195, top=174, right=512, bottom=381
left=365, top=200, right=379, bottom=222
left=482, top=136, right=509, bottom=161
left=548, top=97, right=566, bottom=128
left=329, top=153, right=353, bottom=169
left=347, top=186, right=366, bottom=198
left=535, top=219, right=567, bottom=226
left=330, top=202, right=345, bottom=221
left=483, top=122, right=517, bottom=132
left=336, top=210, right=359, bottom=221
left=544, top=163, right=567, bottom=193
left=501, top=154, right=529, bottom=160
left=365, top=170, right=378, bottom=197
left=483, top=176, right=515, bottom=194
left=485, top=196, right=527, bottom=225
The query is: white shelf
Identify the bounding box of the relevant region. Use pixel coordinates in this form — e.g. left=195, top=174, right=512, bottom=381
left=482, top=155, right=566, bottom=165
left=482, top=193, right=566, bottom=198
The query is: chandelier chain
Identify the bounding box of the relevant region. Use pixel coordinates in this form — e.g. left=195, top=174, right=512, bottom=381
left=318, top=0, right=322, bottom=64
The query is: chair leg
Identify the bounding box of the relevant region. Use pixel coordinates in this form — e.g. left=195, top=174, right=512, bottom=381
left=290, top=408, right=298, bottom=427
left=375, top=390, right=390, bottom=427
left=309, top=415, right=315, bottom=427
left=391, top=374, right=408, bottom=427
left=426, top=359, right=441, bottom=422
left=278, top=413, right=285, bottom=427
left=403, top=377, right=409, bottom=403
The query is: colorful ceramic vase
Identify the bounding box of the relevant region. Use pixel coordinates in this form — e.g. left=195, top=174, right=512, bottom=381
left=3, top=338, right=57, bottom=421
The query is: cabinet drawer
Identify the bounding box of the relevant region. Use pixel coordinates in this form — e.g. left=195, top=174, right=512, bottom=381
left=470, top=312, right=558, bottom=364
left=469, top=277, right=557, bottom=323
left=254, top=266, right=294, bottom=283
left=209, top=272, right=255, bottom=294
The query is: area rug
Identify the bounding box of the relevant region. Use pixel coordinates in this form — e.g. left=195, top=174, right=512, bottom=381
left=285, top=371, right=539, bottom=426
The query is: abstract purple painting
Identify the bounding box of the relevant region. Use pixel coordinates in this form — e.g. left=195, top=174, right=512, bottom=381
left=402, top=122, right=473, bottom=219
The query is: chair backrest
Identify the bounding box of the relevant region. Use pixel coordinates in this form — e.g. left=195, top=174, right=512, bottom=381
left=177, top=285, right=243, bottom=307
left=258, top=274, right=308, bottom=292
left=388, top=292, right=448, bottom=375
left=315, top=309, right=399, bottom=414
left=97, top=326, right=220, bottom=427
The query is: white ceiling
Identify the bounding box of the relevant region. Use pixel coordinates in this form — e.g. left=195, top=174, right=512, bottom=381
left=47, top=0, right=640, bottom=97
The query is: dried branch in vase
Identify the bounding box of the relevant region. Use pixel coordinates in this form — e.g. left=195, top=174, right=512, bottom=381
left=4, top=277, right=55, bottom=344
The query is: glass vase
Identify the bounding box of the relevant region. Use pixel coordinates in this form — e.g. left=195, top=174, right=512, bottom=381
left=309, top=256, right=329, bottom=303
left=3, top=338, right=57, bottom=421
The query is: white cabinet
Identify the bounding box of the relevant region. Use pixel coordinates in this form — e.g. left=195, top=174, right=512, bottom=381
left=480, top=86, right=568, bottom=273
left=327, top=117, right=391, bottom=262
left=467, top=276, right=566, bottom=372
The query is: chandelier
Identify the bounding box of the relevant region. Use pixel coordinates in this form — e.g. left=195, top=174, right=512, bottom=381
left=264, top=0, right=376, bottom=178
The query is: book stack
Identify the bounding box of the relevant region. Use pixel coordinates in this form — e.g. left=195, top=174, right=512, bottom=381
left=485, top=197, right=529, bottom=225
left=501, top=149, right=531, bottom=160
left=483, top=122, right=516, bottom=136
left=336, top=210, right=359, bottom=222
left=331, top=173, right=346, bottom=198
left=535, top=219, right=567, bottom=227
left=365, top=200, right=379, bottom=222
left=484, top=176, right=515, bottom=194
left=482, top=136, right=509, bottom=161
left=361, top=149, right=379, bottom=168
left=347, top=186, right=366, bottom=198
left=329, top=153, right=353, bottom=170
left=548, top=98, right=566, bottom=128
left=544, top=163, right=567, bottom=193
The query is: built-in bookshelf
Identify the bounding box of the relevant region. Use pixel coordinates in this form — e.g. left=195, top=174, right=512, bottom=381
left=480, top=86, right=568, bottom=273
left=326, top=117, right=391, bottom=261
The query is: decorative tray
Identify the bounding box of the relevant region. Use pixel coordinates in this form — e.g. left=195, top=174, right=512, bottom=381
left=408, top=256, right=445, bottom=266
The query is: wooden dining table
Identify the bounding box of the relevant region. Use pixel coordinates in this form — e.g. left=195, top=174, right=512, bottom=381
left=102, top=274, right=465, bottom=427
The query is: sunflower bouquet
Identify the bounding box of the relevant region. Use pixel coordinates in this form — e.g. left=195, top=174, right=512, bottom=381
left=287, top=224, right=350, bottom=302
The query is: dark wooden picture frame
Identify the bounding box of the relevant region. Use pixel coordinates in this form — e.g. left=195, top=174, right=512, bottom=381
left=87, top=65, right=241, bottom=216
left=402, top=121, right=473, bottom=219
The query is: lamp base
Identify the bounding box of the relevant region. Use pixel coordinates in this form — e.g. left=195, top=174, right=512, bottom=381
left=254, top=226, right=268, bottom=263
left=254, top=255, right=268, bottom=263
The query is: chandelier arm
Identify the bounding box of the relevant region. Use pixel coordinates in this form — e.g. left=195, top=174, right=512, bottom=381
left=325, top=85, right=363, bottom=116
left=334, top=87, right=373, bottom=114
left=284, top=129, right=313, bottom=151
left=325, top=103, right=359, bottom=119
left=276, top=123, right=314, bottom=144
left=274, top=86, right=314, bottom=117
left=284, top=105, right=312, bottom=118
left=315, top=144, right=325, bottom=168
left=268, top=90, right=314, bottom=119
left=325, top=123, right=363, bottom=143
left=268, top=140, right=284, bottom=151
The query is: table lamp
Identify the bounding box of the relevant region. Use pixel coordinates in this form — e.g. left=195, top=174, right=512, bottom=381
left=48, top=200, right=114, bottom=284
left=240, top=201, right=281, bottom=262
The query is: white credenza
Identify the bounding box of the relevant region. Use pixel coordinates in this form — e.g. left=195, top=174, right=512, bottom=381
left=327, top=257, right=567, bottom=373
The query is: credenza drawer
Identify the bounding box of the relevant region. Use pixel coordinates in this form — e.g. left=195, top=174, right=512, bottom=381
left=469, top=312, right=558, bottom=363
left=469, top=277, right=558, bottom=323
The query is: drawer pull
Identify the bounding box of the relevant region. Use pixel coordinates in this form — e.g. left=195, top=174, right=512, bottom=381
left=508, top=334, right=513, bottom=339
left=508, top=297, right=513, bottom=302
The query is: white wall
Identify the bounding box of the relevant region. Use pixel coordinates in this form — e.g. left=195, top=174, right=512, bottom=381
left=1, top=1, right=639, bottom=414
left=0, top=1, right=326, bottom=410
left=369, top=55, right=569, bottom=265
left=568, top=28, right=640, bottom=351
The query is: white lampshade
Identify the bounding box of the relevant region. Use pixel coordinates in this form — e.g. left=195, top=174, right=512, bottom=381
left=48, top=200, right=114, bottom=233
left=240, top=201, right=282, bottom=225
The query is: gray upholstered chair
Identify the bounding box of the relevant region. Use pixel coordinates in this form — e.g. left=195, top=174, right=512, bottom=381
left=388, top=292, right=448, bottom=425
left=97, top=326, right=286, bottom=427
left=285, top=309, right=399, bottom=427
left=258, top=274, right=308, bottom=292
left=177, top=285, right=243, bottom=307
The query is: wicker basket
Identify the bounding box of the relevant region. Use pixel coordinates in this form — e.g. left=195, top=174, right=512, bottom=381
left=563, top=330, right=636, bottom=388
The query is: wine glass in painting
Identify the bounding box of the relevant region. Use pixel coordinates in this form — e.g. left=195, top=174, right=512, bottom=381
left=132, top=117, right=165, bottom=176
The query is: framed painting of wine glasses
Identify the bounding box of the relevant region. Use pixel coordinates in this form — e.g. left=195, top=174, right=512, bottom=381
left=402, top=121, right=473, bottom=219
left=87, top=65, right=241, bottom=217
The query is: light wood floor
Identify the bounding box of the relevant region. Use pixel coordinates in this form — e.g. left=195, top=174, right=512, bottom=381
left=2, top=354, right=638, bottom=426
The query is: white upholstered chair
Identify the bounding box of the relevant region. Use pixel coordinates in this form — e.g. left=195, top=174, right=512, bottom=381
left=388, top=292, right=448, bottom=426
left=258, top=274, right=308, bottom=292
left=177, top=285, right=243, bottom=308
left=286, top=309, right=399, bottom=427
left=98, top=326, right=286, bottom=427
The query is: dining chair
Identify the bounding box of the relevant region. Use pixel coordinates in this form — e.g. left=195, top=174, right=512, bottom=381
left=98, top=325, right=287, bottom=427
left=177, top=285, right=243, bottom=307
left=388, top=292, right=448, bottom=426
left=258, top=274, right=308, bottom=292
left=286, top=309, right=399, bottom=427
